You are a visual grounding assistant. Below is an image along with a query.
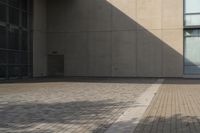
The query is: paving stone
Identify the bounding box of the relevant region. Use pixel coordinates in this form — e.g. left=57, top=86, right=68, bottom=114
left=134, top=79, right=200, bottom=133
left=0, top=78, right=154, bottom=133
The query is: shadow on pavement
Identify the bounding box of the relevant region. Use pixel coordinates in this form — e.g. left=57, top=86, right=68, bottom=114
left=94, top=114, right=200, bottom=133
left=0, top=100, right=141, bottom=133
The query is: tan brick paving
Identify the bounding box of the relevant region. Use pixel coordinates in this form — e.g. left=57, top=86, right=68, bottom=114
left=0, top=78, right=155, bottom=133
left=134, top=79, right=200, bottom=133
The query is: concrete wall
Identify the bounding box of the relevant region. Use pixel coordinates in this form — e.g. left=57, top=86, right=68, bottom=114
left=46, top=0, right=183, bottom=77
left=33, top=0, right=47, bottom=77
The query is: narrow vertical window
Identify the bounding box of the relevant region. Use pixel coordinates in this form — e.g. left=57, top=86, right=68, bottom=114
left=185, top=0, right=200, bottom=26
left=184, top=0, right=200, bottom=75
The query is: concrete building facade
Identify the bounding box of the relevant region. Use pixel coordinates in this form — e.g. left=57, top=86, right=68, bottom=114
left=0, top=0, right=199, bottom=79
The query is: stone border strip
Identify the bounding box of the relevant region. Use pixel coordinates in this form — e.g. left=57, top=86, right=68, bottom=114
left=105, top=79, right=164, bottom=133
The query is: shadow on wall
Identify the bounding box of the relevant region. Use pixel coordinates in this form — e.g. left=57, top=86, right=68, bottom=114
left=2, top=0, right=200, bottom=83
left=47, top=0, right=188, bottom=78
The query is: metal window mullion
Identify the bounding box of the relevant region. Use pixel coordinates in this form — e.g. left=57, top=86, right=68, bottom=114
left=185, top=12, right=200, bottom=15
left=6, top=0, right=9, bottom=79
left=28, top=0, right=33, bottom=77
left=27, top=0, right=30, bottom=77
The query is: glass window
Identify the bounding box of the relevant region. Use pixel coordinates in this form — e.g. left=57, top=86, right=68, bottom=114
left=0, top=0, right=32, bottom=79
left=185, top=36, right=200, bottom=65
left=9, top=7, right=19, bottom=26
left=21, top=31, right=28, bottom=50
left=0, top=0, right=7, bottom=3
left=9, top=0, right=19, bottom=7
left=0, top=3, right=6, bottom=22
left=21, top=0, right=27, bottom=10
left=21, top=52, right=28, bottom=64
left=29, top=15, right=33, bottom=30
left=185, top=29, right=200, bottom=37
left=0, top=50, right=7, bottom=65
left=8, top=52, right=21, bottom=64
left=184, top=29, right=200, bottom=74
left=29, top=0, right=33, bottom=13
left=184, top=66, right=200, bottom=75
left=0, top=66, right=6, bottom=78
left=29, top=65, right=32, bottom=76
left=22, top=11, right=27, bottom=28
left=8, top=65, right=21, bottom=77
left=30, top=52, right=33, bottom=65
left=21, top=65, right=28, bottom=76
left=8, top=28, right=19, bottom=49
left=185, top=0, right=200, bottom=13
left=185, top=14, right=200, bottom=26
left=0, top=50, right=7, bottom=64
left=0, top=26, right=6, bottom=48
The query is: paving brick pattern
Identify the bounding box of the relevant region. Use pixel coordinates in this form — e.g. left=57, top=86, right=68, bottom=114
left=0, top=79, right=154, bottom=133
left=134, top=79, right=200, bottom=133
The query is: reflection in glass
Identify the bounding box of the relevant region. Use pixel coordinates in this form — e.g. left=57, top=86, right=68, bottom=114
left=21, top=52, right=28, bottom=65
left=9, top=7, right=19, bottom=25
left=8, top=28, right=19, bottom=50
left=8, top=66, right=21, bottom=77
left=0, top=0, right=32, bottom=79
left=21, top=0, right=27, bottom=10
left=21, top=65, right=28, bottom=76
left=184, top=29, right=200, bottom=74
left=0, top=26, right=6, bottom=48
left=185, top=29, right=200, bottom=37
left=21, top=31, right=28, bottom=50
left=9, top=0, right=19, bottom=7
left=22, top=12, right=28, bottom=28
left=185, top=14, right=200, bottom=26
left=8, top=52, right=21, bottom=65
left=0, top=50, right=7, bottom=64
left=185, top=37, right=200, bottom=65
left=0, top=3, right=6, bottom=22
left=185, top=0, right=200, bottom=13
left=0, top=66, right=6, bottom=78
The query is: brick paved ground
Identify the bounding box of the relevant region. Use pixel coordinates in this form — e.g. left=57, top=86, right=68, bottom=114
left=134, top=79, right=200, bottom=133
left=0, top=78, right=155, bottom=133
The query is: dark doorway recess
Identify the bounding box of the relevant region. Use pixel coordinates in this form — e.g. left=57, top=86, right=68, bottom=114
left=48, top=55, right=64, bottom=77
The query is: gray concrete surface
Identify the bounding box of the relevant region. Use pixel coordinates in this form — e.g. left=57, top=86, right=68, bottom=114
left=0, top=78, right=156, bottom=133
left=46, top=0, right=183, bottom=77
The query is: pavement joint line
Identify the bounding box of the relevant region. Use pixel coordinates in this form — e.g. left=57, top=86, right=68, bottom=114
left=104, top=79, right=164, bottom=133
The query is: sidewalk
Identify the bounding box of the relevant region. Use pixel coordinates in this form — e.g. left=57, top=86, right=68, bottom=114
left=134, top=79, right=200, bottom=133
left=0, top=78, right=155, bottom=133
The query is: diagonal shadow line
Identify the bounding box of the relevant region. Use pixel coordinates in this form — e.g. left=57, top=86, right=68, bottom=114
left=1, top=1, right=200, bottom=133
left=3, top=0, right=199, bottom=84
left=46, top=0, right=196, bottom=79
left=47, top=0, right=183, bottom=77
